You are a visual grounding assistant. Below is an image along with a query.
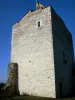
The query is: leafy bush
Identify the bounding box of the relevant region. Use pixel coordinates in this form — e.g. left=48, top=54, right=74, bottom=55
left=22, top=92, right=30, bottom=96
left=0, top=83, right=6, bottom=91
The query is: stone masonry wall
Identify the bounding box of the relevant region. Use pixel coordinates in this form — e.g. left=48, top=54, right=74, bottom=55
left=51, top=8, right=74, bottom=97
left=7, top=63, right=18, bottom=92
left=10, top=6, right=56, bottom=98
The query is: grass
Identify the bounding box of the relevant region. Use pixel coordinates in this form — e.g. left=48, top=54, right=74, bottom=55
left=0, top=95, right=75, bottom=100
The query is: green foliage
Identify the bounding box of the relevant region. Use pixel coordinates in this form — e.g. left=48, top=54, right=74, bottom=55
left=22, top=92, right=30, bottom=96
left=0, top=83, right=6, bottom=90
left=0, top=96, right=75, bottom=100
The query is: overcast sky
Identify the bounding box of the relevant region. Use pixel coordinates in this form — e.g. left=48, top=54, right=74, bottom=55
left=0, top=0, right=75, bottom=83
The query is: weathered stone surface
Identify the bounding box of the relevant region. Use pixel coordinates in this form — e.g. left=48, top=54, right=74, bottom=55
left=7, top=63, right=19, bottom=95
left=7, top=63, right=18, bottom=87
left=10, top=6, right=56, bottom=98
left=51, top=8, right=74, bottom=98
left=9, top=6, right=74, bottom=98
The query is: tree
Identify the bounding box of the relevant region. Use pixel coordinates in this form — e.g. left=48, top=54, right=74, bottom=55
left=0, top=83, right=6, bottom=91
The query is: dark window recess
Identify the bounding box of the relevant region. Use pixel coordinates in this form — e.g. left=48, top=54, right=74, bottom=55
left=64, top=60, right=67, bottom=64
left=72, top=67, right=75, bottom=76
left=72, top=60, right=74, bottom=67
left=38, top=21, right=40, bottom=27
left=63, top=51, right=67, bottom=64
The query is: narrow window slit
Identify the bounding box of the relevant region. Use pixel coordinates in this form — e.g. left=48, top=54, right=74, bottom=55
left=38, top=21, right=40, bottom=27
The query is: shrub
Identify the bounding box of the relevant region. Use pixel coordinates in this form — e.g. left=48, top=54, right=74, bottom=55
left=22, top=92, right=30, bottom=96
left=0, top=83, right=6, bottom=91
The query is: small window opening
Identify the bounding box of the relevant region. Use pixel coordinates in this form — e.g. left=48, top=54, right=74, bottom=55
left=38, top=21, right=40, bottom=27
left=63, top=51, right=67, bottom=64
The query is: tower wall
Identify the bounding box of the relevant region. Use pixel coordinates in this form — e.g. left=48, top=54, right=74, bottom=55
left=7, top=63, right=18, bottom=86
left=51, top=8, right=74, bottom=97
left=5, top=63, right=19, bottom=96
left=10, top=7, right=56, bottom=98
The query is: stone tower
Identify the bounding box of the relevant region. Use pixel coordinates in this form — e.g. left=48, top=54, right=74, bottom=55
left=9, top=6, right=74, bottom=98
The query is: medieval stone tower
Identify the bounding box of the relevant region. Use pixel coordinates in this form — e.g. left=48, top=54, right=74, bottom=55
left=8, top=6, right=74, bottom=98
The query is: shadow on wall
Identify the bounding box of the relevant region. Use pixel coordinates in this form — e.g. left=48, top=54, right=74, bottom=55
left=72, top=60, right=75, bottom=97
left=51, top=7, right=74, bottom=98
